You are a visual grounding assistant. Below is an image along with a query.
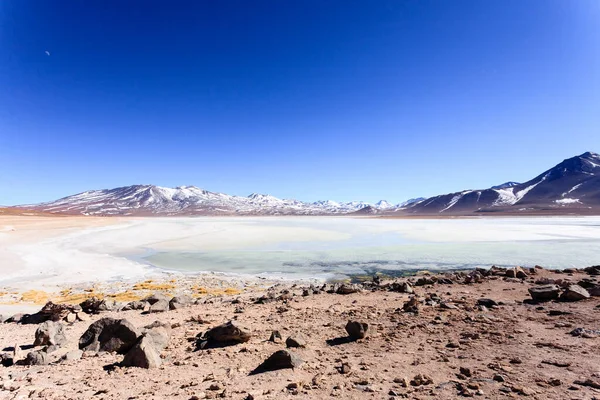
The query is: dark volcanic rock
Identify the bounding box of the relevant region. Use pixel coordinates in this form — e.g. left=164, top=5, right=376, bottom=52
left=528, top=285, right=560, bottom=302
left=345, top=320, right=369, bottom=340
left=197, top=320, right=251, bottom=348
left=80, top=297, right=116, bottom=314
left=286, top=335, right=307, bottom=348
left=268, top=330, right=282, bottom=343
left=253, top=350, right=303, bottom=373
left=79, top=317, right=140, bottom=354
left=477, top=298, right=498, bottom=308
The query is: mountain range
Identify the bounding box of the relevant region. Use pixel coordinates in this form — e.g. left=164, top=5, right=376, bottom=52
left=14, top=152, right=600, bottom=216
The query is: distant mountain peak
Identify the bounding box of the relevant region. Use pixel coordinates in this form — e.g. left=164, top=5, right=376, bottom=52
left=491, top=181, right=520, bottom=190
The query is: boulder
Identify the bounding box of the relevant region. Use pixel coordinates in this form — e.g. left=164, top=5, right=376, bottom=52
left=286, top=335, right=307, bottom=348
left=148, top=299, right=169, bottom=313
left=588, top=285, right=600, bottom=297
left=506, top=267, right=528, bottom=279
left=34, top=321, right=67, bottom=347
left=169, top=295, right=193, bottom=310
left=255, top=350, right=303, bottom=372
left=390, top=282, right=413, bottom=294
left=477, top=298, right=498, bottom=308
left=5, top=313, right=25, bottom=324
left=528, top=285, right=560, bottom=302
left=336, top=284, right=360, bottom=295
left=122, top=301, right=148, bottom=311
left=559, top=285, right=590, bottom=302
left=0, top=353, right=14, bottom=367
left=79, top=317, right=140, bottom=354
left=24, top=350, right=49, bottom=366
left=80, top=297, right=116, bottom=314
left=142, top=321, right=171, bottom=351
left=345, top=320, right=368, bottom=340
left=414, top=276, right=436, bottom=286
left=200, top=320, right=251, bottom=347
left=21, top=302, right=76, bottom=324
left=122, top=335, right=162, bottom=368
left=144, top=293, right=171, bottom=305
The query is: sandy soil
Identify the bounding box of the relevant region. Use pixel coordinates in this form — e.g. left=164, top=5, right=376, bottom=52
left=1, top=268, right=600, bottom=399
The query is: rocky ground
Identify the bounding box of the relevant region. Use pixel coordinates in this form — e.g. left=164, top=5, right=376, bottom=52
left=1, top=266, right=600, bottom=400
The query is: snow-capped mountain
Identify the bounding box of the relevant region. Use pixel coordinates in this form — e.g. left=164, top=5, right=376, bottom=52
left=27, top=185, right=409, bottom=216
left=401, top=152, right=600, bottom=214
left=490, top=182, right=520, bottom=190
left=17, top=152, right=600, bottom=216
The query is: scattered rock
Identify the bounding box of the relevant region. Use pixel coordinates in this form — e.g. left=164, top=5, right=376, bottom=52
left=286, top=335, right=307, bottom=348
left=345, top=320, right=368, bottom=340
left=253, top=350, right=303, bottom=372
left=148, top=299, right=170, bottom=313
left=80, top=297, right=116, bottom=314
left=24, top=350, right=49, bottom=366
left=268, top=330, right=282, bottom=343
left=403, top=297, right=419, bottom=313
left=336, top=284, right=360, bottom=295
left=528, top=285, right=560, bottom=302
left=569, top=327, right=600, bottom=338
left=197, top=320, right=251, bottom=348
left=122, top=334, right=162, bottom=368
left=477, top=298, right=498, bottom=308
left=21, top=302, right=76, bottom=324
left=390, top=282, right=414, bottom=294
left=169, top=295, right=193, bottom=310
left=410, top=374, right=433, bottom=386
left=143, top=321, right=171, bottom=351
left=34, top=320, right=67, bottom=347
left=79, top=317, right=140, bottom=354
left=559, top=285, right=590, bottom=302
left=122, top=301, right=147, bottom=311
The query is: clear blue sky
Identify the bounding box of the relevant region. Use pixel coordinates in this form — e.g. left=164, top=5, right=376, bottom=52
left=1, top=1, right=599, bottom=205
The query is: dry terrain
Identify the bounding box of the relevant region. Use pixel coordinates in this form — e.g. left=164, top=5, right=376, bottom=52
left=1, top=267, right=600, bottom=400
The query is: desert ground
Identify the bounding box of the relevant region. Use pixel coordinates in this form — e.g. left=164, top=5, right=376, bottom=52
left=1, top=216, right=600, bottom=399
left=1, top=266, right=600, bottom=399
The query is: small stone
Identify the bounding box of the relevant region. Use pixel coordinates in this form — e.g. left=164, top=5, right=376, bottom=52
left=410, top=374, right=433, bottom=386
left=254, top=349, right=303, bottom=372
left=65, top=313, right=77, bottom=323
left=268, top=330, right=282, bottom=343
left=286, top=335, right=307, bottom=348
left=345, top=320, right=368, bottom=340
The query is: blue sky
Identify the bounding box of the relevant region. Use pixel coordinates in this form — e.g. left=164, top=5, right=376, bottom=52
left=1, top=1, right=599, bottom=205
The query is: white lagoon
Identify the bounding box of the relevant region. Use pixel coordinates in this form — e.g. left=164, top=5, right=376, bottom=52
left=2, top=216, right=600, bottom=288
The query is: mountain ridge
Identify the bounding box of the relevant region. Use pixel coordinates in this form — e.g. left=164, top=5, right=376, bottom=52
left=14, top=152, right=600, bottom=216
